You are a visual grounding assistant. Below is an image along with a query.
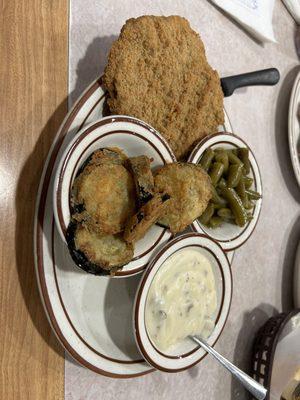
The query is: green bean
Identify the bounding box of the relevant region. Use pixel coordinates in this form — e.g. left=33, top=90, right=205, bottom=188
left=243, top=176, right=253, bottom=189
left=235, top=176, right=250, bottom=209
left=220, top=187, right=248, bottom=227
left=217, top=208, right=234, bottom=220
left=209, top=216, right=223, bottom=229
left=247, top=212, right=253, bottom=221
left=245, top=201, right=254, bottom=210
left=245, top=189, right=261, bottom=200
left=212, top=203, right=223, bottom=210
left=231, top=148, right=239, bottom=156
left=209, top=162, right=225, bottom=186
left=217, top=178, right=227, bottom=189
left=215, top=150, right=229, bottom=174
left=228, top=150, right=243, bottom=165
left=200, top=148, right=215, bottom=171
left=199, top=203, right=215, bottom=225
left=238, top=148, right=250, bottom=174
left=211, top=186, right=227, bottom=206
left=227, top=163, right=244, bottom=188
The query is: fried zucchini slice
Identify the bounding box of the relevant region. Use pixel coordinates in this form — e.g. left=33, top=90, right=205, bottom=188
left=66, top=221, right=134, bottom=275
left=89, top=147, right=127, bottom=166
left=154, top=163, right=212, bottom=233
left=124, top=192, right=170, bottom=243
left=72, top=162, right=136, bottom=234
left=126, top=155, right=155, bottom=205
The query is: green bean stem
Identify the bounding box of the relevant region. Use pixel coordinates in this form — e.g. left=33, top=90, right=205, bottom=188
left=245, top=189, right=261, bottom=200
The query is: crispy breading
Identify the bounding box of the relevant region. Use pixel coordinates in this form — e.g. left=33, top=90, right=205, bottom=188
left=103, top=15, right=224, bottom=160
left=124, top=192, right=170, bottom=243
left=89, top=147, right=127, bottom=166
left=154, top=163, right=212, bottom=233
left=72, top=222, right=134, bottom=273
left=72, top=162, right=136, bottom=234
left=126, top=155, right=155, bottom=205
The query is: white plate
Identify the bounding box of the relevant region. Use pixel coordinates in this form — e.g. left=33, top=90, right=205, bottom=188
left=134, top=233, right=232, bottom=372
left=34, top=77, right=232, bottom=377
left=188, top=132, right=262, bottom=252
left=294, top=240, right=300, bottom=308
left=53, top=115, right=176, bottom=277
left=288, top=70, right=300, bottom=188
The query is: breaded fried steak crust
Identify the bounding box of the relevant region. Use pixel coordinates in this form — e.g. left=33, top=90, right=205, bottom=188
left=154, top=163, right=212, bottom=233
left=103, top=15, right=224, bottom=160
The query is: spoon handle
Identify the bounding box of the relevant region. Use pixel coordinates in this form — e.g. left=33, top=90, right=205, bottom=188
left=191, top=336, right=267, bottom=400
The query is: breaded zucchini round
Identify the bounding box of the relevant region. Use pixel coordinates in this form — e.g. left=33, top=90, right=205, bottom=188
left=126, top=155, right=155, bottom=206
left=124, top=192, right=170, bottom=243
left=89, top=147, right=127, bottom=166
left=154, top=163, right=212, bottom=233
left=72, top=162, right=136, bottom=234
left=67, top=222, right=134, bottom=275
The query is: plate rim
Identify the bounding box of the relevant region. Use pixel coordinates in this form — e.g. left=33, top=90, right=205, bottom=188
left=288, top=69, right=300, bottom=188
left=34, top=77, right=155, bottom=378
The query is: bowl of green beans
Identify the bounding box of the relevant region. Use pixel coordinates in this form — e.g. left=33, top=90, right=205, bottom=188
left=188, top=132, right=262, bottom=251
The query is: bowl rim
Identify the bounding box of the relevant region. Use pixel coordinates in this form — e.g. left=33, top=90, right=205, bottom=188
left=54, top=114, right=176, bottom=237
left=133, top=232, right=233, bottom=372
left=188, top=131, right=263, bottom=252
left=53, top=114, right=176, bottom=277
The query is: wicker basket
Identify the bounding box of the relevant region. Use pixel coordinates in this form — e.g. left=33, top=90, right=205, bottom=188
left=252, top=310, right=299, bottom=399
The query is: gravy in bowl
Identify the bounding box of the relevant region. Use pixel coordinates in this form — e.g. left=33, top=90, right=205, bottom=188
left=145, top=248, right=217, bottom=352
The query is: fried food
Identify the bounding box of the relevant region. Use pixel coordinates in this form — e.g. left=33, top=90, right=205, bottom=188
left=154, top=163, right=212, bottom=233
left=126, top=155, right=155, bottom=205
left=72, top=161, right=136, bottom=234
left=124, top=192, right=170, bottom=243
left=67, top=222, right=134, bottom=275
left=103, top=15, right=224, bottom=160
left=88, top=147, right=127, bottom=166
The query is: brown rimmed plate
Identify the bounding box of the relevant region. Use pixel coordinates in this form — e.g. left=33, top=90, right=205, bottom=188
left=133, top=233, right=232, bottom=373
left=34, top=77, right=232, bottom=378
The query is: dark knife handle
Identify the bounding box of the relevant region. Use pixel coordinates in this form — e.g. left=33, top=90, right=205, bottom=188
left=221, top=68, right=280, bottom=97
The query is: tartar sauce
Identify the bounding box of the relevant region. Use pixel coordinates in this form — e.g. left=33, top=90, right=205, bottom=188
left=145, top=249, right=217, bottom=351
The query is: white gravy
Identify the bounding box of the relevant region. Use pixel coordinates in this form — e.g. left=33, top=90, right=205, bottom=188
left=145, top=248, right=217, bottom=352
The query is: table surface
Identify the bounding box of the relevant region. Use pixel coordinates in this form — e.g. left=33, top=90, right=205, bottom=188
left=1, top=0, right=300, bottom=399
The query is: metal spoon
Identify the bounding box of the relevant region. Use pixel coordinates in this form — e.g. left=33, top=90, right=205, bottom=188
left=190, top=335, right=267, bottom=400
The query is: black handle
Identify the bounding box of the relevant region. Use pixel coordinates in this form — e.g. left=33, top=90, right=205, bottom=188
left=221, top=68, right=280, bottom=97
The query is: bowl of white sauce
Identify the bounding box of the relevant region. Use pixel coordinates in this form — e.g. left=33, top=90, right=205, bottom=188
left=133, top=233, right=232, bottom=372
